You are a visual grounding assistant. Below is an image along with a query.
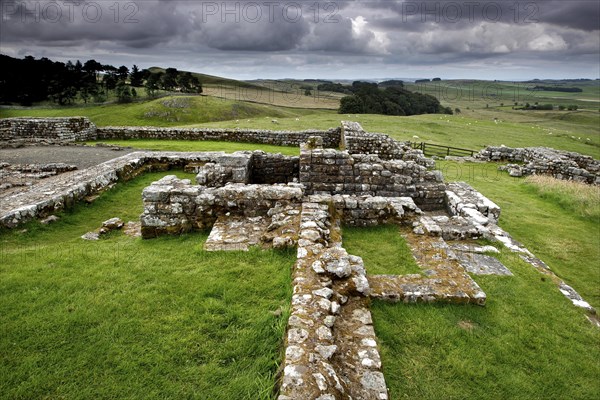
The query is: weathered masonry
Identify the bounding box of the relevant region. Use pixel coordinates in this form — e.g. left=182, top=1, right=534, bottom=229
left=477, top=145, right=600, bottom=185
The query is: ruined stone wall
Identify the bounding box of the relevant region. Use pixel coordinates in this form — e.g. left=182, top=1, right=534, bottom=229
left=140, top=177, right=303, bottom=238
left=341, top=120, right=408, bottom=160
left=0, top=151, right=255, bottom=229
left=140, top=178, right=423, bottom=238
left=250, top=151, right=299, bottom=184
left=445, top=182, right=501, bottom=224
left=97, top=126, right=341, bottom=148
left=0, top=117, right=97, bottom=145
left=0, top=117, right=341, bottom=148
left=477, top=146, right=600, bottom=185
left=278, top=196, right=389, bottom=400
left=326, top=194, right=422, bottom=226
left=299, top=139, right=446, bottom=210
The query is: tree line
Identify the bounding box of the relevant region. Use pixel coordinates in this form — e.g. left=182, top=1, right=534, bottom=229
left=0, top=54, right=202, bottom=106
left=338, top=81, right=452, bottom=116
left=530, top=86, right=583, bottom=93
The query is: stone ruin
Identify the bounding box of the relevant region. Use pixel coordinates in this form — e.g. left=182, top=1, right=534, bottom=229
left=477, top=145, right=600, bottom=185
left=0, top=117, right=96, bottom=146
left=1, top=118, right=597, bottom=399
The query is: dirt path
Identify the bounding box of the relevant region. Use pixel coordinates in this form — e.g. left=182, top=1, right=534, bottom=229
left=0, top=145, right=135, bottom=169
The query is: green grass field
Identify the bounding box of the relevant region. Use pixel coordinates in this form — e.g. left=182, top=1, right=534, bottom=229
left=0, top=171, right=294, bottom=399
left=0, top=95, right=325, bottom=127
left=435, top=160, right=600, bottom=310
left=341, top=157, right=600, bottom=398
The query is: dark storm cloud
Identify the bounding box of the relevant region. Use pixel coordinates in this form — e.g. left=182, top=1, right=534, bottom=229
left=0, top=0, right=598, bottom=79
left=362, top=0, right=599, bottom=30
left=0, top=0, right=190, bottom=47
left=540, top=0, right=600, bottom=31
left=188, top=3, right=310, bottom=51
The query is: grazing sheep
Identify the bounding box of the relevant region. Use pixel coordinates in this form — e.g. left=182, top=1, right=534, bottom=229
left=271, top=119, right=279, bottom=124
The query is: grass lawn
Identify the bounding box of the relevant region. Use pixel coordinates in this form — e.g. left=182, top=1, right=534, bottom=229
left=342, top=226, right=600, bottom=399
left=0, top=171, right=294, bottom=399
left=436, top=160, right=600, bottom=310
left=341, top=159, right=600, bottom=398
left=85, top=139, right=300, bottom=156
left=342, top=225, right=421, bottom=276
left=372, top=263, right=600, bottom=399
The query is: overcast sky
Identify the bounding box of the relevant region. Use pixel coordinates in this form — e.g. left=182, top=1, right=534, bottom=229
left=1, top=0, right=599, bottom=80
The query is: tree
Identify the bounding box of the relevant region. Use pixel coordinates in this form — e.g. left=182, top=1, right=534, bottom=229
left=454, top=108, right=461, bottom=114
left=130, top=65, right=144, bottom=86
left=49, top=81, right=77, bottom=105
left=79, top=83, right=97, bottom=104
left=176, top=72, right=192, bottom=92
left=103, top=73, right=118, bottom=91
left=117, top=65, right=129, bottom=81
left=161, top=68, right=178, bottom=90
left=145, top=72, right=161, bottom=97
left=115, top=80, right=132, bottom=103
left=305, top=89, right=312, bottom=96
left=189, top=75, right=202, bottom=94
left=339, top=96, right=364, bottom=113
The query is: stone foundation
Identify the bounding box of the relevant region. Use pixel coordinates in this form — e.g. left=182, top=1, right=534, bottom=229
left=278, top=197, right=388, bottom=400
left=477, top=146, right=600, bottom=185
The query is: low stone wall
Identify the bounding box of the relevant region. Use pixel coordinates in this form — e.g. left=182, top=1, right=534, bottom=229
left=278, top=196, right=388, bottom=400
left=0, top=117, right=341, bottom=148
left=324, top=194, right=422, bottom=226
left=0, top=117, right=96, bottom=145
left=477, top=146, right=600, bottom=185
left=97, top=126, right=341, bottom=148
left=300, top=138, right=446, bottom=210
left=0, top=151, right=256, bottom=229
left=140, top=180, right=422, bottom=238
left=140, top=177, right=303, bottom=238
left=445, top=182, right=501, bottom=224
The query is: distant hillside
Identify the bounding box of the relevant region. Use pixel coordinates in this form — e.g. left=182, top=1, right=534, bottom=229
left=148, top=67, right=261, bottom=89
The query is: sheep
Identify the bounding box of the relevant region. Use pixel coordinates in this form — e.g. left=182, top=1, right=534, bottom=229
left=271, top=119, right=279, bottom=124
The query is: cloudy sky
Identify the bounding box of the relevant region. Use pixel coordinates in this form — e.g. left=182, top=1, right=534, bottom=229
left=1, top=0, right=599, bottom=80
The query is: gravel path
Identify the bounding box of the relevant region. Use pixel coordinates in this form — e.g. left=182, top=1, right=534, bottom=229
left=0, top=145, right=135, bottom=168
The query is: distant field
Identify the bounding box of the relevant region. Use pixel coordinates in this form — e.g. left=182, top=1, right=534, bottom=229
left=2, top=79, right=598, bottom=157
left=405, top=79, right=600, bottom=110
left=202, top=83, right=342, bottom=109
left=190, top=112, right=600, bottom=157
